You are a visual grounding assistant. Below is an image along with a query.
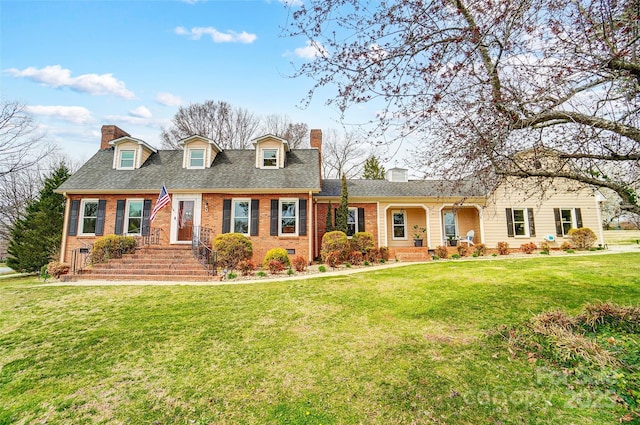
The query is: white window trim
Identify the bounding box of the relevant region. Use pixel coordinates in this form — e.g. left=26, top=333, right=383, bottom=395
left=79, top=199, right=99, bottom=236
left=125, top=199, right=144, bottom=236
left=188, top=148, right=206, bottom=169
left=511, top=207, right=530, bottom=238
left=391, top=209, right=408, bottom=240
left=559, top=208, right=576, bottom=237
left=347, top=207, right=358, bottom=237
left=262, top=148, right=279, bottom=169
left=118, top=149, right=136, bottom=170
left=443, top=211, right=458, bottom=240
left=231, top=198, right=251, bottom=235
left=279, top=198, right=298, bottom=236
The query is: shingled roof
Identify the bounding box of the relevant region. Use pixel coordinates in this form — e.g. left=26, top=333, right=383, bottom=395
left=317, top=178, right=487, bottom=198
left=57, top=148, right=321, bottom=193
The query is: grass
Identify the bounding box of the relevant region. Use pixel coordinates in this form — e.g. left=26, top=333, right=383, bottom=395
left=604, top=229, right=640, bottom=246
left=1, top=253, right=640, bottom=424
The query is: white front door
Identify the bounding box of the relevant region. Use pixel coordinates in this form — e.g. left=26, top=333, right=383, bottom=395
left=170, top=194, right=202, bottom=244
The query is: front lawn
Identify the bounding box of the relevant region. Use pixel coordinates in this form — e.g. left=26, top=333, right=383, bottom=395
left=1, top=253, right=639, bottom=424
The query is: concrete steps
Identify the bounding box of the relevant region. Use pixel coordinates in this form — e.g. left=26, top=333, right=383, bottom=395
left=389, top=247, right=433, bottom=262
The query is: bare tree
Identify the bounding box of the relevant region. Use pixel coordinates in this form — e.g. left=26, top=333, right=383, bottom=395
left=0, top=100, right=52, bottom=177
left=321, top=128, right=366, bottom=179
left=160, top=100, right=261, bottom=149
left=261, top=114, right=309, bottom=148
left=289, top=0, right=640, bottom=214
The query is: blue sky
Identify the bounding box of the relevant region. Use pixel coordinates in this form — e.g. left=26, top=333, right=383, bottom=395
left=1, top=0, right=376, bottom=163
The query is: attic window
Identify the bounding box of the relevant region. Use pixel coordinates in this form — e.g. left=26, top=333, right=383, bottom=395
left=119, top=150, right=135, bottom=169
left=262, top=149, right=278, bottom=168
left=189, top=149, right=205, bottom=169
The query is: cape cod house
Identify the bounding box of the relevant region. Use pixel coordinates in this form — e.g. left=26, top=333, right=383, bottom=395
left=56, top=125, right=605, bottom=279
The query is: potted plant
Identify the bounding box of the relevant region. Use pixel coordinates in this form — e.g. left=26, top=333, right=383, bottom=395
left=412, top=225, right=427, bottom=247
left=448, top=235, right=458, bottom=247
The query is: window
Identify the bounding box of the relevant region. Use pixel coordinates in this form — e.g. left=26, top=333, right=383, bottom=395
left=560, top=208, right=574, bottom=236
left=347, top=208, right=358, bottom=236
left=444, top=211, right=457, bottom=239
left=80, top=200, right=98, bottom=235
left=232, top=200, right=250, bottom=234
left=509, top=208, right=530, bottom=237
left=392, top=210, right=407, bottom=240
left=280, top=199, right=298, bottom=235
left=119, top=150, right=135, bottom=169
left=189, top=149, right=205, bottom=168
left=126, top=200, right=143, bottom=235
left=263, top=149, right=278, bottom=168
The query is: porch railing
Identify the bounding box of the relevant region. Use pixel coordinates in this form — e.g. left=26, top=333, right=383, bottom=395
left=136, top=227, right=161, bottom=247
left=192, top=226, right=217, bottom=276
left=70, top=244, right=93, bottom=275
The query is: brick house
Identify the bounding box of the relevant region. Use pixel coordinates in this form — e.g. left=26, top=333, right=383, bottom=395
left=56, top=125, right=605, bottom=275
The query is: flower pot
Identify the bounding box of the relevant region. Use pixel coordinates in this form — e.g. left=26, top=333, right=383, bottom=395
left=449, top=239, right=458, bottom=247
left=413, top=239, right=423, bottom=247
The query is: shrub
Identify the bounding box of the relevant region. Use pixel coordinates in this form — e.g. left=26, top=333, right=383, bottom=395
left=473, top=243, right=487, bottom=256
left=262, top=248, right=291, bottom=268
left=287, top=268, right=295, bottom=276
left=227, top=272, right=237, bottom=279
left=456, top=244, right=468, bottom=257
left=46, top=261, right=70, bottom=278
left=568, top=227, right=597, bottom=250
left=349, top=251, right=364, bottom=265
left=91, top=235, right=137, bottom=264
left=539, top=241, right=550, bottom=253
left=318, top=265, right=327, bottom=272
left=560, top=241, right=574, bottom=250
left=267, top=259, right=285, bottom=274
left=237, top=259, right=256, bottom=276
left=451, top=253, right=461, bottom=259
left=432, top=255, right=440, bottom=260
left=213, top=233, right=253, bottom=270
left=256, top=271, right=267, bottom=277
left=321, top=231, right=350, bottom=261
left=520, top=242, right=537, bottom=254
left=434, top=245, right=448, bottom=259
left=324, top=250, right=342, bottom=268
left=379, top=246, right=390, bottom=261
left=292, top=255, right=308, bottom=272
left=363, top=261, right=370, bottom=266
left=365, top=248, right=380, bottom=263
left=40, top=265, right=50, bottom=281
left=497, top=241, right=510, bottom=255
left=350, top=232, right=375, bottom=253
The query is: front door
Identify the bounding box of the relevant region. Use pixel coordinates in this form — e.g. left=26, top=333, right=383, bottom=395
left=177, top=200, right=194, bottom=241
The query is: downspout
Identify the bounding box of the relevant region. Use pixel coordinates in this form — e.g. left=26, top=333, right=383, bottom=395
left=314, top=199, right=318, bottom=260
left=308, top=191, right=313, bottom=263
left=60, top=194, right=70, bottom=262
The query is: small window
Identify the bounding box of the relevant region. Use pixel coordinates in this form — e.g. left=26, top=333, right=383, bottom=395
left=126, top=200, right=143, bottom=235
left=347, top=207, right=358, bottom=237
left=512, top=208, right=529, bottom=237
left=119, top=150, right=135, bottom=169
left=560, top=208, right=574, bottom=236
left=443, top=211, right=457, bottom=239
left=392, top=210, right=407, bottom=240
left=280, top=199, right=297, bottom=235
left=80, top=200, right=98, bottom=235
left=263, top=149, right=278, bottom=168
left=189, top=149, right=205, bottom=168
left=232, top=200, right=250, bottom=235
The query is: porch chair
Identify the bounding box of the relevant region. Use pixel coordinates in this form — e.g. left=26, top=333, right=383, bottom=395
left=459, top=230, right=475, bottom=246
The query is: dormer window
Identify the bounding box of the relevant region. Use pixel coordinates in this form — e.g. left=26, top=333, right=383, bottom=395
left=262, top=149, right=278, bottom=168
left=119, top=150, right=135, bottom=169
left=189, top=148, right=205, bottom=169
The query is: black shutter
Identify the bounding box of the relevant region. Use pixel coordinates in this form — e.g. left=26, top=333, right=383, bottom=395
left=506, top=208, right=514, bottom=237
left=299, top=199, right=307, bottom=236
left=575, top=208, right=583, bottom=228
left=222, top=199, right=231, bottom=233
left=270, top=199, right=279, bottom=236
left=95, top=200, right=107, bottom=236
left=553, top=208, right=563, bottom=236
left=68, top=200, right=80, bottom=236
left=250, top=199, right=259, bottom=236
left=358, top=207, right=365, bottom=232
left=527, top=208, right=536, bottom=237
left=114, top=200, right=125, bottom=235
left=141, top=199, right=151, bottom=236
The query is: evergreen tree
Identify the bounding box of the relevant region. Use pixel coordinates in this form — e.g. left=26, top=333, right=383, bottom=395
left=362, top=156, right=385, bottom=180
left=7, top=163, right=70, bottom=272
left=335, top=174, right=349, bottom=233
left=325, top=201, right=334, bottom=232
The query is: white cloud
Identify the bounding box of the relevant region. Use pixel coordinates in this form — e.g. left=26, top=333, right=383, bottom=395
left=129, top=106, right=152, bottom=119
left=25, top=105, right=94, bottom=125
left=155, top=92, right=183, bottom=107
left=174, top=26, right=257, bottom=44
left=293, top=40, right=328, bottom=59
left=5, top=65, right=135, bottom=99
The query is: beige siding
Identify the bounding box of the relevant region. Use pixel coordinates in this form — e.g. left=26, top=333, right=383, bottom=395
left=182, top=139, right=217, bottom=168
left=484, top=179, right=604, bottom=248
left=255, top=138, right=286, bottom=169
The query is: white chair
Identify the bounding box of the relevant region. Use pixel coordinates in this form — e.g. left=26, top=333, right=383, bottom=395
left=459, top=230, right=475, bottom=246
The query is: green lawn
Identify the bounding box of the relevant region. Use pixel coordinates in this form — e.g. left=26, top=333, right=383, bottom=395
left=1, top=253, right=639, bottom=424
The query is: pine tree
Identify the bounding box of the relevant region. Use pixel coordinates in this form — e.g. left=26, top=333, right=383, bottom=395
left=362, top=156, right=385, bottom=180
left=7, top=163, right=71, bottom=272
left=325, top=201, right=334, bottom=232
left=335, top=174, right=349, bottom=234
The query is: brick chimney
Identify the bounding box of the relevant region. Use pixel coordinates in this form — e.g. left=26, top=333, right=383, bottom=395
left=100, top=125, right=130, bottom=150
left=310, top=129, right=322, bottom=180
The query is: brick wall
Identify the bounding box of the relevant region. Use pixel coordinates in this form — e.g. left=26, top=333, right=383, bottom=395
left=314, top=202, right=379, bottom=258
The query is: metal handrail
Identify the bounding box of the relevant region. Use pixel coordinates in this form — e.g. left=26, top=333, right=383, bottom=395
left=192, top=226, right=217, bottom=275
left=70, top=243, right=93, bottom=275
left=136, top=227, right=161, bottom=247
